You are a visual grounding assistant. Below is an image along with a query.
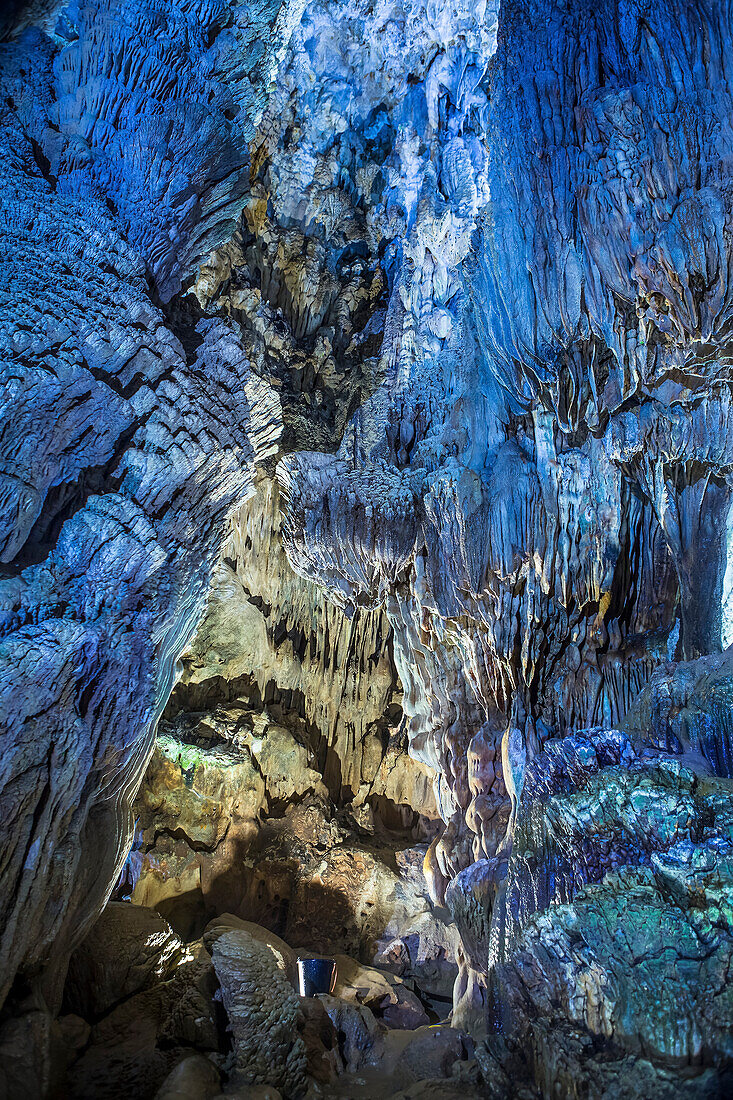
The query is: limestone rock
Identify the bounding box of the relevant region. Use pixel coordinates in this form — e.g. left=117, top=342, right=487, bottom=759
left=155, top=1055, right=222, bottom=1100
left=331, top=954, right=429, bottom=1029
left=298, top=996, right=343, bottom=1084
left=168, top=475, right=435, bottom=816
left=129, top=712, right=457, bottom=999
left=624, top=649, right=733, bottom=774
left=210, top=928, right=307, bottom=1098
left=0, top=0, right=284, bottom=1023
left=492, top=729, right=733, bottom=1094
left=5, top=2, right=733, bottom=1099
left=69, top=956, right=220, bottom=1100
left=204, top=914, right=297, bottom=985
left=0, top=1010, right=65, bottom=1100
left=64, top=902, right=186, bottom=1019
left=367, top=1026, right=473, bottom=1088
left=317, top=994, right=385, bottom=1074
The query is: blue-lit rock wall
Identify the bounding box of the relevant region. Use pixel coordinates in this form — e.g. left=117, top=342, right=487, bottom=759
left=0, top=0, right=284, bottom=1014
left=276, top=0, right=733, bottom=1086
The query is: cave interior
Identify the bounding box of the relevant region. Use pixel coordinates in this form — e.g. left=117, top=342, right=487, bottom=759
left=2, top=1, right=733, bottom=1098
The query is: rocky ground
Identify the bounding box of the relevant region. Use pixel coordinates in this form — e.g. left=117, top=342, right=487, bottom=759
left=48, top=904, right=478, bottom=1100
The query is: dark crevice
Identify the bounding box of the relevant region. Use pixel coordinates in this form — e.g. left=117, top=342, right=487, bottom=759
left=30, top=137, right=56, bottom=190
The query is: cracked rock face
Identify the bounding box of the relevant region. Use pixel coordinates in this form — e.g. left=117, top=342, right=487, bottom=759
left=4, top=1, right=733, bottom=1098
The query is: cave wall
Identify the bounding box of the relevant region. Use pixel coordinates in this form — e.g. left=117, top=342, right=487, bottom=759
left=274, top=0, right=733, bottom=1063
left=171, top=475, right=416, bottom=807
left=124, top=476, right=447, bottom=979
left=0, top=0, right=288, bottom=1014
left=279, top=0, right=733, bottom=869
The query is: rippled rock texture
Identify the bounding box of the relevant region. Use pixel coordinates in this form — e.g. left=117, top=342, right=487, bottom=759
left=0, top=0, right=286, bottom=1058
left=489, top=728, right=733, bottom=1095
left=4, top=0, right=733, bottom=1098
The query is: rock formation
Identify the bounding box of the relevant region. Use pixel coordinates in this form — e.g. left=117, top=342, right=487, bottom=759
left=0, top=0, right=286, bottom=1028
left=3, top=0, right=733, bottom=1097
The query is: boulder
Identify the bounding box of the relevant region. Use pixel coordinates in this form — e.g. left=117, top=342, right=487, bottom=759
left=369, top=1025, right=473, bottom=1087
left=298, top=996, right=342, bottom=1083
left=205, top=914, right=297, bottom=985
left=332, top=954, right=429, bottom=1028
left=380, top=987, right=430, bottom=1030
left=210, top=928, right=306, bottom=1098
left=65, top=903, right=186, bottom=1018
left=69, top=956, right=220, bottom=1099
left=317, top=994, right=385, bottom=1073
left=155, top=1054, right=221, bottom=1100
left=332, top=953, right=401, bottom=1005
